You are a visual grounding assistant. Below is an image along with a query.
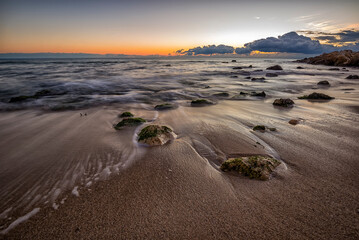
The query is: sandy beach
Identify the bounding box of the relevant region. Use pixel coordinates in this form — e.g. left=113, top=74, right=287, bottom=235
left=1, top=89, right=358, bottom=239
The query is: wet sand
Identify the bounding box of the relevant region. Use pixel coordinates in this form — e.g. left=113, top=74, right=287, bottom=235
left=1, top=94, right=359, bottom=239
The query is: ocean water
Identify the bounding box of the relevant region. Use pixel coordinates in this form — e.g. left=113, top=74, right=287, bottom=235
left=1, top=57, right=355, bottom=111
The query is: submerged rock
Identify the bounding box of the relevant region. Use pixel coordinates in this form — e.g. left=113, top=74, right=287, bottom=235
left=231, top=60, right=237, bottom=62
left=154, top=103, right=176, bottom=110
left=213, top=92, right=230, bottom=97
left=191, top=99, right=214, bottom=106
left=266, top=65, right=283, bottom=70
left=220, top=155, right=281, bottom=180
left=273, top=98, right=295, bottom=107
left=297, top=50, right=359, bottom=67
left=119, top=112, right=134, bottom=118
left=114, top=117, right=146, bottom=129
left=317, top=80, right=330, bottom=86
left=266, top=73, right=278, bottom=77
left=138, top=125, right=176, bottom=146
left=233, top=67, right=242, bottom=70
left=346, top=75, right=359, bottom=79
left=329, top=68, right=340, bottom=71
left=298, top=92, right=334, bottom=100
left=250, top=91, right=266, bottom=97
left=288, top=119, right=299, bottom=125
left=251, top=77, right=265, bottom=82
left=253, top=125, right=266, bottom=131
left=297, top=66, right=304, bottom=69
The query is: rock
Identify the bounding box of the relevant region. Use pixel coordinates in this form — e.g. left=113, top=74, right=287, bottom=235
left=296, top=50, right=359, bottom=67
left=248, top=65, right=253, bottom=68
left=220, top=155, right=281, bottom=180
left=245, top=76, right=251, bottom=79
left=191, top=99, right=214, bottom=106
left=154, top=103, right=176, bottom=110
left=230, top=75, right=238, bottom=78
left=288, top=119, right=299, bottom=125
left=213, top=92, right=230, bottom=98
left=250, top=91, right=266, bottom=97
left=268, top=127, right=277, bottom=131
left=329, top=68, right=340, bottom=71
left=273, top=98, right=295, bottom=107
left=119, top=112, right=134, bottom=118
left=233, top=67, right=242, bottom=70
left=222, top=61, right=229, bottom=63
left=298, top=92, right=334, bottom=100
left=240, top=92, right=248, bottom=95
left=164, top=64, right=171, bottom=67
left=266, top=65, right=283, bottom=70
left=253, top=125, right=266, bottom=131
left=204, top=85, right=211, bottom=88
left=266, top=73, right=278, bottom=77
left=231, top=60, right=237, bottom=62
left=254, top=69, right=263, bottom=72
left=297, top=66, right=304, bottom=69
left=251, top=77, right=265, bottom=82
left=114, top=118, right=146, bottom=129
left=138, top=125, right=176, bottom=146
left=317, top=80, right=330, bottom=86
left=346, top=75, right=359, bottom=79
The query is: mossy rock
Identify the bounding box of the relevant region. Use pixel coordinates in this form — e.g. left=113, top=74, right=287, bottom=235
left=253, top=125, right=266, bottom=131
left=119, top=112, right=134, bottom=118
left=220, top=155, right=281, bottom=180
left=190, top=99, right=214, bottom=106
left=154, top=103, right=176, bottom=110
left=114, top=117, right=145, bottom=129
left=273, top=98, right=294, bottom=107
left=298, top=92, right=334, bottom=100
left=138, top=125, right=176, bottom=146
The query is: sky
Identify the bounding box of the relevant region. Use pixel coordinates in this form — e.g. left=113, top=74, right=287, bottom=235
left=0, top=0, right=358, bottom=55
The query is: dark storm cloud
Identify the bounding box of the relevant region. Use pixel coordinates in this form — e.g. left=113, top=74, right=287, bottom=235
left=178, top=45, right=234, bottom=55
left=299, top=29, right=359, bottom=44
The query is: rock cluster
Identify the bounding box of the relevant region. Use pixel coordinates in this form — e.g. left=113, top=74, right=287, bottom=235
left=297, top=50, right=359, bottom=67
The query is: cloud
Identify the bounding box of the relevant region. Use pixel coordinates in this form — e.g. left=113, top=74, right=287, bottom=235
left=176, top=30, right=359, bottom=56
left=177, top=44, right=234, bottom=55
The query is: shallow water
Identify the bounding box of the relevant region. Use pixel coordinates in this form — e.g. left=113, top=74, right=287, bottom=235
left=0, top=57, right=359, bottom=234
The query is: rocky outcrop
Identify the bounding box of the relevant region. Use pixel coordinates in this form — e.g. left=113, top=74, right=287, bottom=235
left=220, top=155, right=281, bottom=180
left=137, top=125, right=176, bottom=146
left=297, top=50, right=359, bottom=67
left=273, top=98, right=294, bottom=107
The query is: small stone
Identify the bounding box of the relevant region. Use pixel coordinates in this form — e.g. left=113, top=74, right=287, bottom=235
left=298, top=92, right=334, bottom=100
left=253, top=125, right=266, bottom=131
left=317, top=81, right=330, bottom=86
left=273, top=98, right=295, bottom=107
left=191, top=99, right=214, bottom=106
left=288, top=119, right=299, bottom=125
left=266, top=65, right=283, bottom=70
left=119, top=112, right=134, bottom=118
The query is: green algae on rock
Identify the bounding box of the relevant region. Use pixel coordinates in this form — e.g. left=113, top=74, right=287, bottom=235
left=114, top=117, right=145, bottom=129
left=220, top=156, right=281, bottom=180
left=138, top=125, right=176, bottom=146
left=119, top=112, right=134, bottom=118
left=154, top=103, right=176, bottom=110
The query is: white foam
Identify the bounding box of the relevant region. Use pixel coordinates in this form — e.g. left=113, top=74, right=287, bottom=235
left=1, top=208, right=40, bottom=235
left=71, top=186, right=79, bottom=197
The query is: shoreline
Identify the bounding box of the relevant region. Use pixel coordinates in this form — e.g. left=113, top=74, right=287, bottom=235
left=0, top=97, right=358, bottom=239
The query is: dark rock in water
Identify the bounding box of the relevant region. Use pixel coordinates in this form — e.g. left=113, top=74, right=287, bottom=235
left=233, top=67, right=242, bottom=70
left=230, top=75, right=238, bottom=78
left=317, top=80, right=330, bottom=86
left=231, top=60, right=237, bottom=62
left=288, top=119, right=299, bottom=125
left=164, top=64, right=171, bottom=67
left=329, top=68, right=340, bottom=71
left=346, top=75, right=359, bottom=79
left=191, top=99, right=214, bottom=106
left=204, top=85, right=211, bottom=88
left=273, top=98, right=294, bottom=107
left=154, top=103, right=176, bottom=110
left=296, top=50, right=359, bottom=67
left=251, top=77, right=265, bottom=82
left=254, top=69, right=263, bottom=72
left=245, top=76, right=251, bottom=79
left=266, top=73, right=278, bottom=77
left=138, top=125, right=176, bottom=146
left=266, top=65, right=283, bottom=70
left=220, top=155, right=281, bottom=180
left=114, top=117, right=146, bottom=129
left=298, top=92, right=334, bottom=100
left=222, top=61, right=229, bottom=63
left=119, top=112, right=134, bottom=118
left=248, top=65, right=253, bottom=68
left=268, top=127, right=277, bottom=131
left=213, top=92, right=230, bottom=97
left=240, top=91, right=248, bottom=95
left=253, top=125, right=266, bottom=131
left=9, top=95, right=36, bottom=103
left=297, top=66, right=304, bottom=69
left=250, top=91, right=266, bottom=97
